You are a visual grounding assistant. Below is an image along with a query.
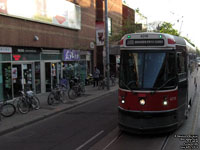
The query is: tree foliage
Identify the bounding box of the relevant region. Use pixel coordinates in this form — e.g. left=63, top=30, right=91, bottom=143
left=110, top=17, right=144, bottom=42
left=159, top=22, right=180, bottom=36
left=148, top=21, right=180, bottom=36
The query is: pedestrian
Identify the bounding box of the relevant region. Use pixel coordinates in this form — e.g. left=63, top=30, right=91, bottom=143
left=93, top=66, right=100, bottom=87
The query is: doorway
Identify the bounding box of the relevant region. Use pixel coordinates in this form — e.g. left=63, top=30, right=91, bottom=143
left=45, top=62, right=61, bottom=92
left=12, top=63, right=34, bottom=97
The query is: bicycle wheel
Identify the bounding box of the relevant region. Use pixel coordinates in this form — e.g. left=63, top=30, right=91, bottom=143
left=68, top=89, right=76, bottom=100
left=60, top=91, right=68, bottom=103
left=98, top=82, right=102, bottom=90
left=1, top=103, right=16, bottom=117
left=80, top=84, right=85, bottom=94
left=17, top=97, right=30, bottom=114
left=47, top=92, right=55, bottom=105
left=31, top=96, right=40, bottom=110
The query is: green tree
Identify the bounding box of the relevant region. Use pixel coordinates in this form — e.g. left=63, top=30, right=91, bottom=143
left=110, top=17, right=144, bottom=42
left=159, top=22, right=180, bottom=36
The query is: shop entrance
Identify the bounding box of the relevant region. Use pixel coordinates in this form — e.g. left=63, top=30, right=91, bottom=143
left=45, top=62, right=61, bottom=92
left=12, top=63, right=34, bottom=97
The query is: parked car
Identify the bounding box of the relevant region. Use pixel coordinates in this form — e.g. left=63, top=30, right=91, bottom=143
left=197, top=57, right=200, bottom=66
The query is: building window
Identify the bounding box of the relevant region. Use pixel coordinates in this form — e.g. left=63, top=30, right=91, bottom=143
left=108, top=17, right=112, bottom=36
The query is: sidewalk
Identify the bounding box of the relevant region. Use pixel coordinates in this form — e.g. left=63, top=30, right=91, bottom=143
left=0, top=84, right=118, bottom=136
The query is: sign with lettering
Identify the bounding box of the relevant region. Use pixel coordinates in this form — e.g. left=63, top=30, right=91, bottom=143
left=126, top=39, right=164, bottom=46
left=63, top=49, right=80, bottom=61
left=0, top=47, right=12, bottom=53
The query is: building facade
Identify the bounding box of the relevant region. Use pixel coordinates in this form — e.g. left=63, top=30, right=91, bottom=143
left=96, top=0, right=122, bottom=76
left=0, top=0, right=96, bottom=101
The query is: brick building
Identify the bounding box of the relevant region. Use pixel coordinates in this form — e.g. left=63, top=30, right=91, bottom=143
left=0, top=0, right=96, bottom=100
left=96, top=0, right=122, bottom=76
left=0, top=0, right=137, bottom=101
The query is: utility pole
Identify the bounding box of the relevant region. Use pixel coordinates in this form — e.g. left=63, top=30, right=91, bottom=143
left=105, top=0, right=110, bottom=90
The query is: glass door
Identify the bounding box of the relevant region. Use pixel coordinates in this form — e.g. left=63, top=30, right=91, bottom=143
left=23, top=64, right=33, bottom=91
left=12, top=63, right=33, bottom=97
left=45, top=62, right=61, bottom=92
left=12, top=64, right=22, bottom=97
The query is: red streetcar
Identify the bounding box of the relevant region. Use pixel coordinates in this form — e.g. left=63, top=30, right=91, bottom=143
left=118, top=32, right=198, bottom=134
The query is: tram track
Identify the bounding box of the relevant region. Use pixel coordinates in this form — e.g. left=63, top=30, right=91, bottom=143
left=160, top=134, right=170, bottom=150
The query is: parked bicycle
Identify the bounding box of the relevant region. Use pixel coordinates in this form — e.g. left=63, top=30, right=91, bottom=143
left=85, top=74, right=93, bottom=85
left=47, top=84, right=68, bottom=105
left=17, top=90, right=40, bottom=114
left=0, top=100, right=16, bottom=120
left=68, top=76, right=85, bottom=100
left=110, top=75, right=116, bottom=86
left=98, top=78, right=106, bottom=90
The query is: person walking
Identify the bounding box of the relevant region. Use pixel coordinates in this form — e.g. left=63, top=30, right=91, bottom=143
left=93, top=66, right=100, bottom=87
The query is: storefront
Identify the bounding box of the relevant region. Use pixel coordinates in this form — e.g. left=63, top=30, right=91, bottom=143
left=0, top=47, right=42, bottom=100
left=41, top=49, right=62, bottom=92
left=62, top=49, right=92, bottom=84
left=0, top=46, right=63, bottom=101
left=0, top=47, right=12, bottom=101
left=0, top=47, right=92, bottom=101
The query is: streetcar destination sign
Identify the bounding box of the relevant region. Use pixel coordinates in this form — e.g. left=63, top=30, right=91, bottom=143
left=126, top=39, right=164, bottom=46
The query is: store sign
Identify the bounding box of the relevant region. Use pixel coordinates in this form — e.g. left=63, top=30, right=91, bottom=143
left=13, top=55, right=21, bottom=61
left=0, top=0, right=81, bottom=30
left=0, top=47, right=12, bottom=53
left=17, top=49, right=38, bottom=53
left=63, top=49, right=80, bottom=61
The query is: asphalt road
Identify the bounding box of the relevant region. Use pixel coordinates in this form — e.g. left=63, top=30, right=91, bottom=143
left=0, top=91, right=118, bottom=150
left=0, top=84, right=200, bottom=150
left=90, top=85, right=200, bottom=150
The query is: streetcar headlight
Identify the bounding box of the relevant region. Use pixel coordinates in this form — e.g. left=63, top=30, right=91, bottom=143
left=121, top=96, right=125, bottom=104
left=139, top=99, right=145, bottom=105
left=163, top=96, right=168, bottom=106
left=163, top=100, right=168, bottom=106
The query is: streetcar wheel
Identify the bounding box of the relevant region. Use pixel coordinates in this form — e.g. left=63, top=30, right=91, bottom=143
left=1, top=103, right=16, bottom=117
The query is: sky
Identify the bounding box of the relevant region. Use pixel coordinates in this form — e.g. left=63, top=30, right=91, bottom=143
left=124, top=0, right=200, bottom=48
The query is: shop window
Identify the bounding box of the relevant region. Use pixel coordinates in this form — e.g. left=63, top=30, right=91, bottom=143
left=0, top=63, right=12, bottom=101
left=0, top=54, right=11, bottom=61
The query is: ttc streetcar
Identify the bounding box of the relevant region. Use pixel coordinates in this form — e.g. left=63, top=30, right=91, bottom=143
left=118, top=32, right=198, bottom=134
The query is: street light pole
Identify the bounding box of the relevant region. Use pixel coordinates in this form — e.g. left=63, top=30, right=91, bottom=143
left=105, top=0, right=110, bottom=90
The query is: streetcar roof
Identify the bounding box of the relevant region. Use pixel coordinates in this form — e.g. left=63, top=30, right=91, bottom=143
left=120, top=32, right=193, bottom=49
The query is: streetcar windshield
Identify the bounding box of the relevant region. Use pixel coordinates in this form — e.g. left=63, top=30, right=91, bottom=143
left=119, top=51, right=176, bottom=90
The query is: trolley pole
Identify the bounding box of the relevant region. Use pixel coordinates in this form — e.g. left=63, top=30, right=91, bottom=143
left=105, top=0, right=110, bottom=90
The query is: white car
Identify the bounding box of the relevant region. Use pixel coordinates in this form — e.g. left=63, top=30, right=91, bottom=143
left=197, top=57, right=200, bottom=66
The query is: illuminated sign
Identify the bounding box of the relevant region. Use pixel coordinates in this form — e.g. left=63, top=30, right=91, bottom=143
left=13, top=55, right=21, bottom=61
left=63, top=49, right=80, bottom=61
left=126, top=39, right=164, bottom=46
left=0, top=0, right=81, bottom=30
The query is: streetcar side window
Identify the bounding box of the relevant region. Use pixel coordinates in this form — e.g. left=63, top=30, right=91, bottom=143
left=177, top=52, right=186, bottom=79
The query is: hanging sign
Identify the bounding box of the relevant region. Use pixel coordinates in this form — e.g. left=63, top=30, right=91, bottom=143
left=63, top=49, right=80, bottom=61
